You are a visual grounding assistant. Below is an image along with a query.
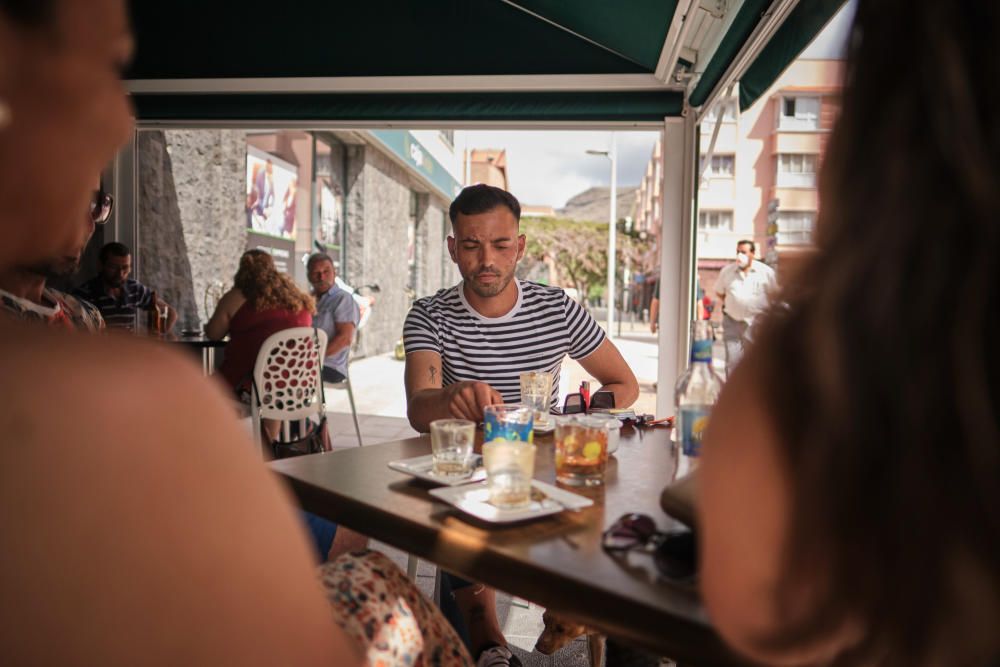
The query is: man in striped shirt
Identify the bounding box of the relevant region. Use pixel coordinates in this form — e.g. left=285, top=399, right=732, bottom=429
left=74, top=242, right=177, bottom=332
left=403, top=184, right=638, bottom=666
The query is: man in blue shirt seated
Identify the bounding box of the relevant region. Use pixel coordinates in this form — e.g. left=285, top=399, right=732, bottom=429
left=75, top=242, right=177, bottom=332
left=307, top=253, right=359, bottom=383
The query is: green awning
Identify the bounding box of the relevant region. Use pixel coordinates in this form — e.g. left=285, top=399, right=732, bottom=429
left=738, top=0, right=848, bottom=110
left=126, top=0, right=842, bottom=123
left=132, top=91, right=684, bottom=124
left=687, top=0, right=772, bottom=108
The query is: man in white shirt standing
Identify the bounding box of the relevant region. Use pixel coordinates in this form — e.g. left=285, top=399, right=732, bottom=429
left=714, top=239, right=777, bottom=375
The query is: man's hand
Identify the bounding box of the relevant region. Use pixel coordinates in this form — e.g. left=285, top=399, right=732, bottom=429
left=441, top=381, right=502, bottom=421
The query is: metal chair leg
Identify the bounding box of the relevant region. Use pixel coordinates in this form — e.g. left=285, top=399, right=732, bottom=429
left=346, top=379, right=363, bottom=447
left=432, top=566, right=442, bottom=606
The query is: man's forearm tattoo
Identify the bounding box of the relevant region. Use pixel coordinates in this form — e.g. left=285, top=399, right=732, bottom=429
left=429, top=366, right=438, bottom=383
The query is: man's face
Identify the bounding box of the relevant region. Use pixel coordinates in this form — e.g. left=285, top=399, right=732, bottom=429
left=448, top=207, right=525, bottom=299
left=101, top=254, right=131, bottom=287
left=308, top=259, right=336, bottom=295
left=0, top=0, right=134, bottom=272
left=737, top=243, right=755, bottom=266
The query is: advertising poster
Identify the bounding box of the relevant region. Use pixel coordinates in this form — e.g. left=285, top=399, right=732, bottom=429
left=245, top=146, right=298, bottom=240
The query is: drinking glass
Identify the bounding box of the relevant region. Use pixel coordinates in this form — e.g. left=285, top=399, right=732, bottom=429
left=482, top=438, right=536, bottom=508
left=483, top=404, right=534, bottom=444
left=429, top=419, right=476, bottom=477
left=519, top=371, right=554, bottom=428
left=554, top=415, right=609, bottom=486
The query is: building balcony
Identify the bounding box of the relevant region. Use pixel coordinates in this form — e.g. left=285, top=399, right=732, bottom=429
left=772, top=132, right=823, bottom=154
left=771, top=187, right=818, bottom=211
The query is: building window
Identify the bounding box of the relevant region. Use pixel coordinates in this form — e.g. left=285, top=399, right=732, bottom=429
left=776, top=153, right=818, bottom=188
left=703, top=100, right=737, bottom=123
left=700, top=154, right=735, bottom=177
left=777, top=211, right=815, bottom=245
left=778, top=95, right=820, bottom=130
left=698, top=210, right=734, bottom=231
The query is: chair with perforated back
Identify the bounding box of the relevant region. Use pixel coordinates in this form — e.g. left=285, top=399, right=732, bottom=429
left=250, top=327, right=328, bottom=450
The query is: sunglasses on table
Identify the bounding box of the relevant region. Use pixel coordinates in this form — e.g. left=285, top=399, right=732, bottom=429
left=561, top=389, right=615, bottom=414
left=601, top=512, right=697, bottom=580
left=90, top=186, right=114, bottom=225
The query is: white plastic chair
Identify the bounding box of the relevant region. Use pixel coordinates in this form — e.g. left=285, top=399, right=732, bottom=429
left=251, top=327, right=328, bottom=451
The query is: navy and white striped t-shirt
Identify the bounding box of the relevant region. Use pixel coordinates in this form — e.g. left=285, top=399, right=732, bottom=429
left=73, top=277, right=153, bottom=331
left=402, top=280, right=606, bottom=409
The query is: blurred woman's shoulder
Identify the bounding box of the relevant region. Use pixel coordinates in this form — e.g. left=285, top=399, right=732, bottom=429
left=0, top=322, right=358, bottom=664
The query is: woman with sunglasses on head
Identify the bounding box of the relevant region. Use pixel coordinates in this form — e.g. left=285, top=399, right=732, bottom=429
left=0, top=1, right=471, bottom=665
left=0, top=183, right=111, bottom=331
left=697, top=2, right=1000, bottom=666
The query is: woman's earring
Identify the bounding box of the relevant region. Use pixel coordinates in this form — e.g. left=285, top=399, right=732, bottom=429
left=0, top=99, right=11, bottom=129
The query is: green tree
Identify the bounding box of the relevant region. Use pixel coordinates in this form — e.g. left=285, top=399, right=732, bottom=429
left=521, top=217, right=651, bottom=309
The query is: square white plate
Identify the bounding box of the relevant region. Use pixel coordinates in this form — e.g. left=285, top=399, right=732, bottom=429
left=387, top=454, right=485, bottom=486
left=428, top=479, right=593, bottom=523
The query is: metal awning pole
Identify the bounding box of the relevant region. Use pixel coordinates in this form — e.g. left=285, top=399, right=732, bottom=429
left=656, top=110, right=697, bottom=418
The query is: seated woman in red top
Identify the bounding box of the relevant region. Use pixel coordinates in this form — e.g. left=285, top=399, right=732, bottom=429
left=207, top=249, right=314, bottom=402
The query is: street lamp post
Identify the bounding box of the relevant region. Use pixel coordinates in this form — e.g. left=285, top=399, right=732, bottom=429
left=586, top=133, right=617, bottom=337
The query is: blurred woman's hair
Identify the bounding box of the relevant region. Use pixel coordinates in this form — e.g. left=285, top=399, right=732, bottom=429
left=233, top=250, right=315, bottom=314
left=755, top=1, right=1000, bottom=664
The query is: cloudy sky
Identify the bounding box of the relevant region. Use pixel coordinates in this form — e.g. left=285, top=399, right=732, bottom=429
left=454, top=1, right=855, bottom=209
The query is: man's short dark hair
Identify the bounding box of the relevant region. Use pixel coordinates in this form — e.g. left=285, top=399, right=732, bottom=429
left=99, top=242, right=131, bottom=263
left=448, top=184, right=521, bottom=225
left=737, top=239, right=756, bottom=253
left=306, top=253, right=334, bottom=272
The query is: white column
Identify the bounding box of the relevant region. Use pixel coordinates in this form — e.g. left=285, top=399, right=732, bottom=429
left=607, top=133, right=617, bottom=337
left=656, top=112, right=698, bottom=418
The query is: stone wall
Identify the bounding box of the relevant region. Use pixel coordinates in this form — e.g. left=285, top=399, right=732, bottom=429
left=136, top=131, right=197, bottom=325
left=137, top=129, right=248, bottom=328
left=136, top=130, right=459, bottom=360
left=348, top=147, right=414, bottom=359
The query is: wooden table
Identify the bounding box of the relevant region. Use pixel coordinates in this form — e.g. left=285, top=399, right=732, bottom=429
left=271, top=426, right=747, bottom=666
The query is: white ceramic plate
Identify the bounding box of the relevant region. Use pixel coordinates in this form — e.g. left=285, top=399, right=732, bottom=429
left=387, top=454, right=485, bottom=486
left=428, top=479, right=593, bottom=523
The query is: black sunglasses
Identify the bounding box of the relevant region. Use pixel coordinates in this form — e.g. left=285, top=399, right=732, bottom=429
left=561, top=390, right=615, bottom=414
left=601, top=512, right=697, bottom=580
left=90, top=186, right=114, bottom=225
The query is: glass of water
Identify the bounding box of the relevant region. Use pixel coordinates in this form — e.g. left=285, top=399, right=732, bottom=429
left=429, top=419, right=476, bottom=477
left=482, top=438, right=536, bottom=508
left=519, top=371, right=554, bottom=428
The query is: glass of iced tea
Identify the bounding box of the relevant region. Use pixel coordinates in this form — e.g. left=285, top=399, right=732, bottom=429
left=554, top=415, right=609, bottom=486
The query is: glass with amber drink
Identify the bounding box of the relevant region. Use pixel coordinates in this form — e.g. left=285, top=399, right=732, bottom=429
left=554, top=415, right=609, bottom=486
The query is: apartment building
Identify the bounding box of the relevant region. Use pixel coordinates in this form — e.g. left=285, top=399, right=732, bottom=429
left=635, top=58, right=844, bottom=317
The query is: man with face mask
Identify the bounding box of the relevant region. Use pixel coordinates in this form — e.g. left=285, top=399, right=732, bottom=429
left=714, top=239, right=776, bottom=374
left=403, top=184, right=638, bottom=667
left=75, top=241, right=176, bottom=332
left=0, top=187, right=108, bottom=331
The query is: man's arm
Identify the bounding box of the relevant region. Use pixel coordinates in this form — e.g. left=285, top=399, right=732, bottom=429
left=576, top=338, right=640, bottom=409
left=325, top=321, right=356, bottom=359
left=404, top=350, right=501, bottom=433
